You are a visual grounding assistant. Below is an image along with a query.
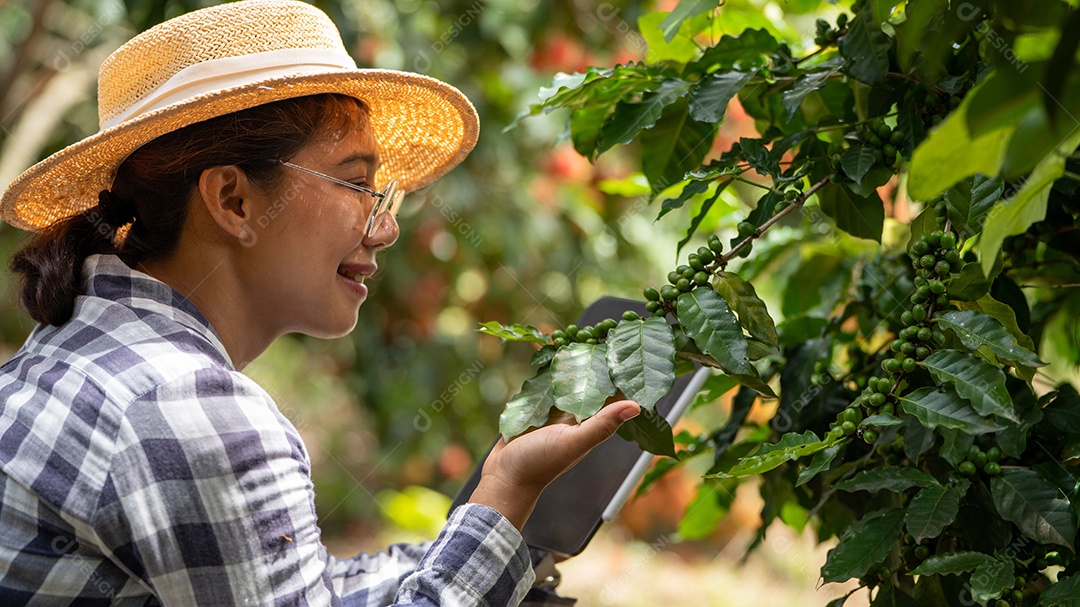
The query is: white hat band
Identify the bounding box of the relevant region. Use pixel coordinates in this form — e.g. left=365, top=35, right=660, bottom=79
left=101, top=47, right=358, bottom=130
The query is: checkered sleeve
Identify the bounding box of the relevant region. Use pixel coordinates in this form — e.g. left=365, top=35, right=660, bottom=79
left=91, top=367, right=534, bottom=606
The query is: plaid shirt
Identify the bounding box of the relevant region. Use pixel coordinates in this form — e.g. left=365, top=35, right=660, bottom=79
left=0, top=254, right=534, bottom=606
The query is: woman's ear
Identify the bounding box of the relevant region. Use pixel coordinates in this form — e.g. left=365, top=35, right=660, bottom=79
left=197, top=165, right=257, bottom=245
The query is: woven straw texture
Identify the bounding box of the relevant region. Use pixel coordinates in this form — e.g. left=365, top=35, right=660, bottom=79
left=1, top=0, right=479, bottom=232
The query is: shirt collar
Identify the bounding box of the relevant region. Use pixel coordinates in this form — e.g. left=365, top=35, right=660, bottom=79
left=82, top=254, right=234, bottom=369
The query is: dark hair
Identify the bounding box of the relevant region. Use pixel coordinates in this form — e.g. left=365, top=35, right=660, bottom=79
left=10, top=93, right=369, bottom=326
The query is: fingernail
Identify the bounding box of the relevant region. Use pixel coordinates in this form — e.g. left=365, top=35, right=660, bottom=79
left=620, top=406, right=640, bottom=421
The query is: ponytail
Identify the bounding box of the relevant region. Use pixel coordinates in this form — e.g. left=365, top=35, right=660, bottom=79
left=8, top=191, right=130, bottom=326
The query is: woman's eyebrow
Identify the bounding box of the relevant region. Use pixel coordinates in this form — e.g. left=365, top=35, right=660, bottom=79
left=336, top=151, right=380, bottom=171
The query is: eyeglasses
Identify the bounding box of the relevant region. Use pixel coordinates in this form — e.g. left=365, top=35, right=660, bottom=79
left=275, top=160, right=403, bottom=239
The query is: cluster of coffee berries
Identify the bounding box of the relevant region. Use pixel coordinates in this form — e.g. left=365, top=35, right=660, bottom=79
left=875, top=433, right=906, bottom=466
left=863, top=118, right=905, bottom=167
left=814, top=13, right=848, bottom=46
left=901, top=533, right=934, bottom=564
left=550, top=316, right=631, bottom=347
left=773, top=182, right=804, bottom=213
left=832, top=375, right=897, bottom=444
left=904, top=86, right=963, bottom=128
left=642, top=236, right=725, bottom=314
left=957, top=444, right=1003, bottom=477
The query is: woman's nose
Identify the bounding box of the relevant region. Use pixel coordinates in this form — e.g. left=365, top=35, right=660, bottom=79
left=363, top=211, right=399, bottom=250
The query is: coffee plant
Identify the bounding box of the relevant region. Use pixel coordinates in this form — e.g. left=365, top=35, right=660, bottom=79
left=482, top=0, right=1080, bottom=604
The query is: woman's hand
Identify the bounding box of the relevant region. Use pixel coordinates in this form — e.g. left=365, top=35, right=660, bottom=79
left=467, top=400, right=640, bottom=530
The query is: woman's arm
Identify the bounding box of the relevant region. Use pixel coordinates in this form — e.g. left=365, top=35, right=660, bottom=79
left=93, top=368, right=539, bottom=606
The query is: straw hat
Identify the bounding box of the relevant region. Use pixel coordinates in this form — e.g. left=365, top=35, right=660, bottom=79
left=0, top=0, right=480, bottom=232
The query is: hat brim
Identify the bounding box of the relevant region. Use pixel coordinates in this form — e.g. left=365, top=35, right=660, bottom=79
left=0, top=69, right=479, bottom=231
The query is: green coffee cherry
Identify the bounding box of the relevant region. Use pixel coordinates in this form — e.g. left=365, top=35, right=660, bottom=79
left=676, top=278, right=691, bottom=292
left=841, top=421, right=857, bottom=436
left=862, top=428, right=879, bottom=444
left=903, top=358, right=917, bottom=373
left=917, top=327, right=932, bottom=341
left=913, top=305, right=927, bottom=322
left=645, top=301, right=661, bottom=313
left=986, top=447, right=1001, bottom=462
left=959, top=461, right=976, bottom=475
left=935, top=260, right=951, bottom=276
left=984, top=462, right=1001, bottom=475
left=688, top=255, right=705, bottom=272
left=708, top=234, right=724, bottom=253
left=668, top=271, right=680, bottom=285
left=661, top=285, right=679, bottom=301
left=693, top=271, right=710, bottom=285
left=644, top=287, right=660, bottom=301
left=697, top=246, right=715, bottom=264
left=737, top=221, right=757, bottom=237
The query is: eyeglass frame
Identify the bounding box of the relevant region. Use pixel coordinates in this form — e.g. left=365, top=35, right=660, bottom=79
left=274, top=160, right=402, bottom=239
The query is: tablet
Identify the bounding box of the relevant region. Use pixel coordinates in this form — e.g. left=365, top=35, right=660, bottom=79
left=450, top=296, right=709, bottom=556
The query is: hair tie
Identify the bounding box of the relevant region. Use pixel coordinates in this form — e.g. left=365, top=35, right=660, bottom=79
left=97, top=189, right=137, bottom=228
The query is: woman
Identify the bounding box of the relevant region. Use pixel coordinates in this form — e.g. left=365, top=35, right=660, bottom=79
left=0, top=1, right=639, bottom=605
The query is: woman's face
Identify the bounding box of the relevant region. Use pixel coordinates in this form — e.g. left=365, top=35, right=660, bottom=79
left=239, top=109, right=398, bottom=339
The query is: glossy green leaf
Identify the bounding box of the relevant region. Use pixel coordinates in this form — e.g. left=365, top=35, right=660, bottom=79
left=719, top=430, right=832, bottom=478
left=597, top=79, right=691, bottom=155
left=478, top=321, right=548, bottom=343
left=920, top=349, right=1017, bottom=422
left=821, top=508, right=907, bottom=583
left=970, top=558, right=1015, bottom=603
left=1042, top=573, right=1080, bottom=605
left=947, top=256, right=1000, bottom=302
left=838, top=12, right=891, bottom=85
left=991, top=468, right=1077, bottom=548
left=689, top=71, right=755, bottom=123
left=500, top=368, right=555, bottom=440
left=899, top=386, right=1006, bottom=434
left=943, top=174, right=1004, bottom=238
left=905, top=484, right=960, bottom=542
left=909, top=551, right=996, bottom=576
left=641, top=100, right=717, bottom=193
left=835, top=467, right=939, bottom=493
left=740, top=137, right=781, bottom=177
left=714, top=272, right=778, bottom=350
left=840, top=145, right=877, bottom=185
left=818, top=184, right=885, bottom=242
left=977, top=128, right=1080, bottom=275
left=797, top=443, right=843, bottom=486
left=676, top=180, right=730, bottom=255
left=676, top=288, right=752, bottom=375
left=530, top=345, right=557, bottom=368
left=936, top=310, right=1046, bottom=368
left=551, top=343, right=617, bottom=422
left=606, top=317, right=676, bottom=411
left=862, top=413, right=903, bottom=427
left=782, top=70, right=836, bottom=121
left=693, top=28, right=779, bottom=72
left=659, top=179, right=710, bottom=219
left=617, top=406, right=677, bottom=457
